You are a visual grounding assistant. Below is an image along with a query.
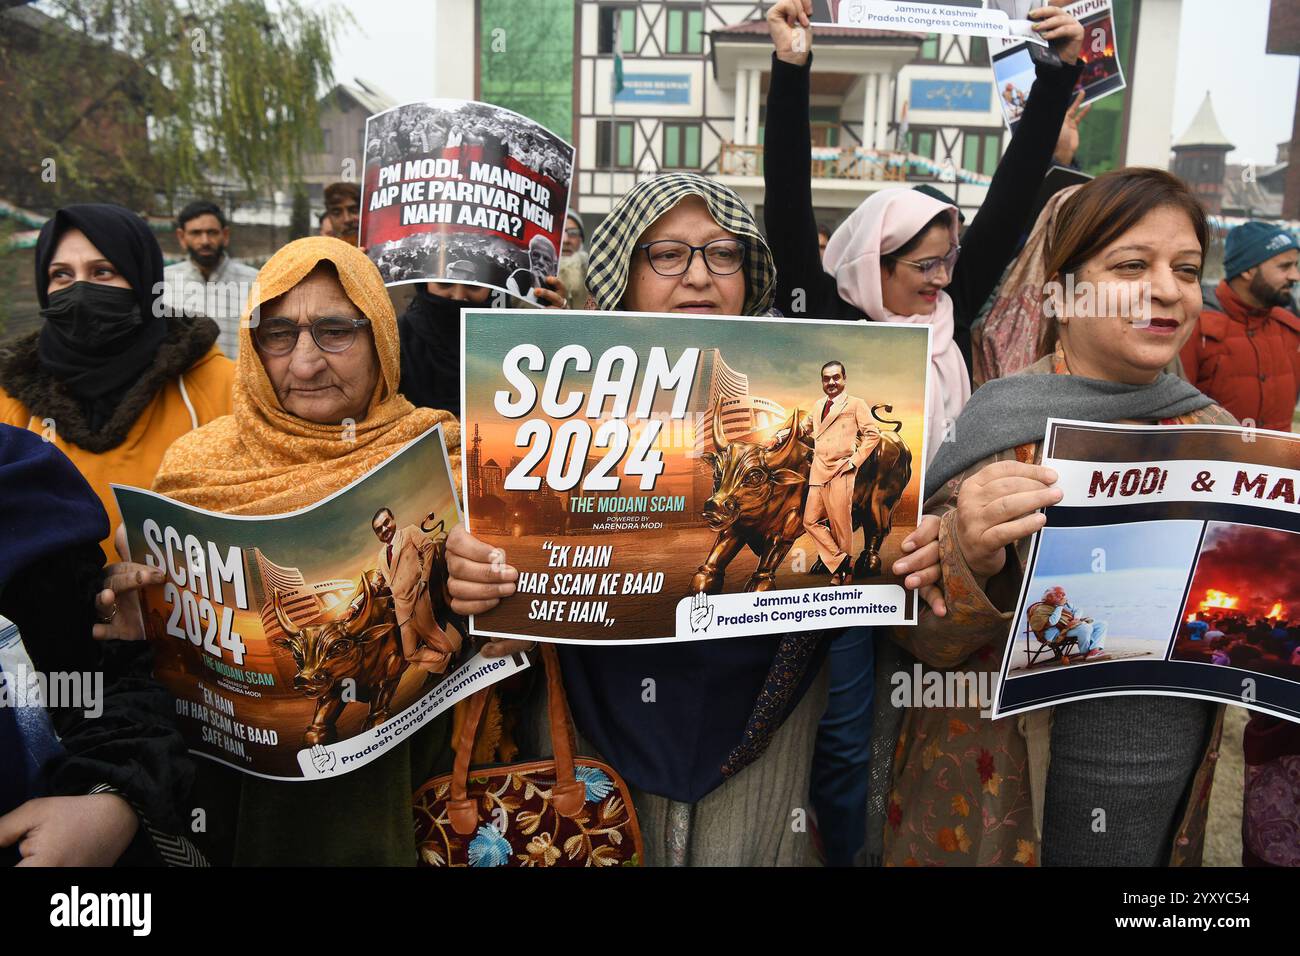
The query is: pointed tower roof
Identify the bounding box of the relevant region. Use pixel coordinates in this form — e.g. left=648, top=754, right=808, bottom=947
left=1174, top=92, right=1235, bottom=150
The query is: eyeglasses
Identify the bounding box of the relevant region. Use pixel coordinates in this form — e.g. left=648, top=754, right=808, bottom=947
left=564, top=228, right=583, bottom=238
left=636, top=239, right=747, bottom=277
left=893, top=244, right=961, bottom=281
left=254, top=317, right=371, bottom=355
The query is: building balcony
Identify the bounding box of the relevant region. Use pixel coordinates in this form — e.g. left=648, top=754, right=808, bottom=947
left=715, top=141, right=991, bottom=213
left=720, top=142, right=911, bottom=182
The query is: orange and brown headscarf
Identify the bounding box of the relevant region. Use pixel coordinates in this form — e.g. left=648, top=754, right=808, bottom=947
left=153, top=237, right=460, bottom=515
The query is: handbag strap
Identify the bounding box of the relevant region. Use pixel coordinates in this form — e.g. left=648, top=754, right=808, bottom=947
left=447, top=643, right=586, bottom=836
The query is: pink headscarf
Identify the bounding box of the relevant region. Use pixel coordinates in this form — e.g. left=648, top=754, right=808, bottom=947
left=823, top=189, right=972, bottom=465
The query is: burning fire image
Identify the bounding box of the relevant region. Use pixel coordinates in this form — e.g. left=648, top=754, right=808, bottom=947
left=1186, top=591, right=1287, bottom=623
left=1173, top=522, right=1300, bottom=684
left=1181, top=524, right=1300, bottom=626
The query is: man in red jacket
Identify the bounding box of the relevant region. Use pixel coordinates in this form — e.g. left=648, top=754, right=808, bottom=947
left=1182, top=221, right=1300, bottom=432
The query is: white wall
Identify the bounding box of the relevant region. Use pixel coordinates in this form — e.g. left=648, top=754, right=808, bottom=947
left=1125, top=0, right=1183, bottom=168
left=432, top=0, right=477, bottom=100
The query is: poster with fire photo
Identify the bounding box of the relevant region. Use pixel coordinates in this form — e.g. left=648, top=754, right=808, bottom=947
left=994, top=419, right=1300, bottom=723
left=460, top=309, right=932, bottom=644
left=359, top=99, right=574, bottom=305
left=990, top=0, right=1126, bottom=133
left=111, top=426, right=528, bottom=780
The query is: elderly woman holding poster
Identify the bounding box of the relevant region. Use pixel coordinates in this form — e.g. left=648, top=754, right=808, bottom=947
left=137, top=237, right=505, bottom=865
left=446, top=172, right=937, bottom=866
left=881, top=168, right=1238, bottom=867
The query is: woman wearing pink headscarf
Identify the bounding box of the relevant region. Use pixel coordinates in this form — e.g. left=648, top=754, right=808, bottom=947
left=820, top=190, right=970, bottom=465
left=765, top=0, right=1083, bottom=466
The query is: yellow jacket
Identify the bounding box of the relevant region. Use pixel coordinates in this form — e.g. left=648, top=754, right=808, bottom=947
left=1, top=318, right=235, bottom=561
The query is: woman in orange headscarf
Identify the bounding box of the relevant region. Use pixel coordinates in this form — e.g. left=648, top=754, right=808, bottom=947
left=146, top=237, right=518, bottom=865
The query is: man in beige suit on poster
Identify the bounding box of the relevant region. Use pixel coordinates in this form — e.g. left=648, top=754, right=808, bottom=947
left=802, top=361, right=881, bottom=585
left=372, top=507, right=459, bottom=674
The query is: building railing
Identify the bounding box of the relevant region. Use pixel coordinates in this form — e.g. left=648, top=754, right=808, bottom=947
left=719, top=142, right=993, bottom=187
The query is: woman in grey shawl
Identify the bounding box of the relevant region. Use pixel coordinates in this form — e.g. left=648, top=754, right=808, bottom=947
left=873, top=168, right=1236, bottom=867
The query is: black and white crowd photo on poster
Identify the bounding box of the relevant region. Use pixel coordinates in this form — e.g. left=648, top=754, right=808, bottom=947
left=360, top=98, right=574, bottom=304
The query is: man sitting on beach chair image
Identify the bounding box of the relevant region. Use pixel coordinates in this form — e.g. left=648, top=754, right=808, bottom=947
left=1028, top=586, right=1108, bottom=664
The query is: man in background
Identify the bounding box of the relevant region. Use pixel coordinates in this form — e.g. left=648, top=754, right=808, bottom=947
left=161, top=200, right=259, bottom=359
left=559, top=213, right=589, bottom=309
left=1182, top=222, right=1300, bottom=432
left=324, top=181, right=361, bottom=245
left=817, top=222, right=832, bottom=262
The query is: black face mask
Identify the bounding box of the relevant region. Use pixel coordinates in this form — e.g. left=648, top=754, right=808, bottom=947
left=397, top=286, right=473, bottom=417
left=37, top=281, right=166, bottom=416
left=419, top=289, right=474, bottom=315
left=39, top=282, right=147, bottom=350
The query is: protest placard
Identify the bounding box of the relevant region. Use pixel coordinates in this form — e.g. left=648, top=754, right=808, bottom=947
left=994, top=419, right=1300, bottom=724
left=460, top=309, right=932, bottom=644
left=112, top=426, right=527, bottom=780
left=359, top=99, right=574, bottom=305
left=813, top=0, right=1047, bottom=43
left=990, top=0, right=1126, bottom=133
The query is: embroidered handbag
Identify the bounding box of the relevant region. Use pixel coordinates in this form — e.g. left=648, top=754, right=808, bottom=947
left=1242, top=713, right=1300, bottom=867
left=412, top=644, right=643, bottom=867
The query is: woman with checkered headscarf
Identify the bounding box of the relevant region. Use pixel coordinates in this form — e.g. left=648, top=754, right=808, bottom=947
left=583, top=173, right=777, bottom=317
left=447, top=173, right=829, bottom=866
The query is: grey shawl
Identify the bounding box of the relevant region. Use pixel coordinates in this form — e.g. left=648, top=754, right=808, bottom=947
left=925, top=365, right=1213, bottom=499
left=863, top=355, right=1214, bottom=866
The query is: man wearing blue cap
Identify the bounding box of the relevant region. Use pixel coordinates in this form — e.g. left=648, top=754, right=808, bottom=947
left=1181, top=221, right=1300, bottom=432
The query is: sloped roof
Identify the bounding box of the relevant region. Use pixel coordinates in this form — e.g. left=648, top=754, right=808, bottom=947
left=2, top=5, right=153, bottom=73
left=2, top=4, right=74, bottom=36
left=1174, top=92, right=1234, bottom=150
left=327, top=78, right=398, bottom=115
left=1223, top=164, right=1285, bottom=218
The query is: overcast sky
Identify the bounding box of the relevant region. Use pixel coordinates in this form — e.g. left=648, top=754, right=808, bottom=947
left=324, top=0, right=1298, bottom=165
left=1172, top=0, right=1298, bottom=165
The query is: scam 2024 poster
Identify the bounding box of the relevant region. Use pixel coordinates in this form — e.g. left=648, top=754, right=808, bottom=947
left=461, top=310, right=932, bottom=644
left=111, top=426, right=527, bottom=781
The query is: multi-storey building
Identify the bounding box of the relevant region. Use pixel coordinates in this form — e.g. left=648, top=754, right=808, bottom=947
left=441, top=0, right=1183, bottom=227
left=300, top=80, right=398, bottom=207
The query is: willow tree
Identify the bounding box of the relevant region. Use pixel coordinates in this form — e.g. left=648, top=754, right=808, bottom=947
left=0, top=0, right=348, bottom=212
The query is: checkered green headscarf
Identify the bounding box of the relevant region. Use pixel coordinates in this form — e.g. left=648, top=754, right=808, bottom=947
left=587, top=173, right=776, bottom=316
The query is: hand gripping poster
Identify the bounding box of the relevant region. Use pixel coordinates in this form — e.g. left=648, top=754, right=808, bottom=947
left=111, top=426, right=528, bottom=780
left=995, top=419, right=1300, bottom=724
left=461, top=309, right=932, bottom=644
left=359, top=99, right=574, bottom=304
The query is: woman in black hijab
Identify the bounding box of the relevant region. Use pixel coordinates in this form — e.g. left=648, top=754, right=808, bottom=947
left=0, top=204, right=234, bottom=562
left=398, top=275, right=568, bottom=418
